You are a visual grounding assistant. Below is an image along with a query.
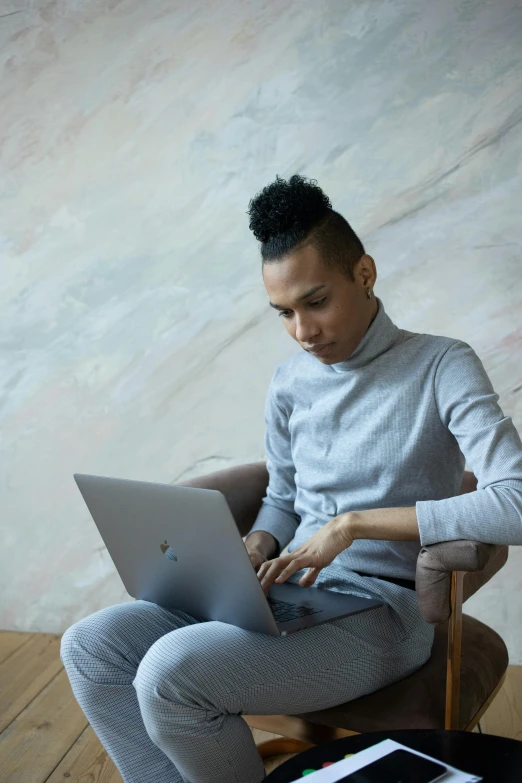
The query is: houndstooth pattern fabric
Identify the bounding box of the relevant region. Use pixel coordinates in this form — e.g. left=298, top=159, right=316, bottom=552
left=60, top=574, right=434, bottom=783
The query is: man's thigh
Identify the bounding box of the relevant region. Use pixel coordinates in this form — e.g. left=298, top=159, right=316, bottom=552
left=61, top=599, right=205, bottom=675
left=135, top=601, right=432, bottom=716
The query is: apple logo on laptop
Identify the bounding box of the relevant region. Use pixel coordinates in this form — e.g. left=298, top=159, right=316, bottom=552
left=160, top=540, right=177, bottom=561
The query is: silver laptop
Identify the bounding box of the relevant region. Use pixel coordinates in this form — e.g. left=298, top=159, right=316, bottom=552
left=74, top=474, right=382, bottom=636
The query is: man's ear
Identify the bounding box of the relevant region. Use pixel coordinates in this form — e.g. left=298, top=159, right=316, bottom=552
left=355, top=254, right=377, bottom=288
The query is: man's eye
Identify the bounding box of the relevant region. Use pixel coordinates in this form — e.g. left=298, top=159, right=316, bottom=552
left=278, top=297, right=327, bottom=318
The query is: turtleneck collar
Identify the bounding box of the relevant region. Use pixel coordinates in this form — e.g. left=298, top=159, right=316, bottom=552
left=326, top=297, right=401, bottom=373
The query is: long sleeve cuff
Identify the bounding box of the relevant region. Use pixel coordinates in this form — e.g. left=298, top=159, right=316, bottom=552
left=416, top=484, right=522, bottom=546
left=248, top=500, right=300, bottom=553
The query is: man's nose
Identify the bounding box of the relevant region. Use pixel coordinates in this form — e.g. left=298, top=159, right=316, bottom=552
left=294, top=314, right=320, bottom=344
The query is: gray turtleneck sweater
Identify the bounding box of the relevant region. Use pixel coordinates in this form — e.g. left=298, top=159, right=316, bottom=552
left=250, top=297, right=522, bottom=581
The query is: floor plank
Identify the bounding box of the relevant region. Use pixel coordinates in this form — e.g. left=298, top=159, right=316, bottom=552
left=480, top=666, right=522, bottom=741
left=0, top=634, right=63, bottom=733
left=0, top=632, right=34, bottom=666
left=46, top=725, right=123, bottom=783
left=0, top=669, right=88, bottom=783
left=251, top=727, right=285, bottom=744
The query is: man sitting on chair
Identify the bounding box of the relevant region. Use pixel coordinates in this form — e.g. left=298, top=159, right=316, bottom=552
left=61, top=174, right=522, bottom=783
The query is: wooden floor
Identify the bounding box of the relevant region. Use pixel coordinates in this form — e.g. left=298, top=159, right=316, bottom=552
left=1, top=631, right=521, bottom=783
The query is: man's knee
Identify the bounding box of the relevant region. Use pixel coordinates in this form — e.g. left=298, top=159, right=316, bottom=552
left=60, top=615, right=96, bottom=670
left=60, top=604, right=133, bottom=674
left=133, top=621, right=226, bottom=706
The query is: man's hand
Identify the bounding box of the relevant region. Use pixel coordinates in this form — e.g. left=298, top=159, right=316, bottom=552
left=253, top=507, right=419, bottom=595
left=247, top=549, right=267, bottom=572
left=244, top=530, right=279, bottom=573
left=256, top=513, right=354, bottom=594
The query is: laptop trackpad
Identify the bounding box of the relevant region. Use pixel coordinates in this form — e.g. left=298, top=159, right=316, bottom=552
left=267, top=582, right=383, bottom=633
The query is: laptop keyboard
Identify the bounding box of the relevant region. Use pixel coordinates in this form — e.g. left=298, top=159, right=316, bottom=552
left=267, top=596, right=323, bottom=624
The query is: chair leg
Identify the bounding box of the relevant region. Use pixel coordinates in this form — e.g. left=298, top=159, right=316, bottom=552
left=256, top=738, right=315, bottom=760
left=245, top=714, right=358, bottom=744
left=464, top=671, right=507, bottom=731
left=445, top=571, right=464, bottom=730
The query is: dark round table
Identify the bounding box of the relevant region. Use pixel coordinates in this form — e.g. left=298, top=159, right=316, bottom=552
left=265, top=729, right=522, bottom=782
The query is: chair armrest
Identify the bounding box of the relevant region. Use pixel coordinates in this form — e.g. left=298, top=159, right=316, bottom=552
left=416, top=541, right=508, bottom=623
left=173, top=461, right=269, bottom=537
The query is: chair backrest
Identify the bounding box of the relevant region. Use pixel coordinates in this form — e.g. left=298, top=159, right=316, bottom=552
left=176, top=462, right=269, bottom=537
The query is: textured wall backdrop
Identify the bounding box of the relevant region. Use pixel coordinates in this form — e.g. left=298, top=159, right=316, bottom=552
left=1, top=0, right=521, bottom=660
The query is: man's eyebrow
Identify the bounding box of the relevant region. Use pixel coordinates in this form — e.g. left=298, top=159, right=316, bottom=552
left=269, top=284, right=326, bottom=309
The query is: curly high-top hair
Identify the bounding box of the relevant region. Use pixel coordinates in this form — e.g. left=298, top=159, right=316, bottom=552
left=247, top=174, right=365, bottom=280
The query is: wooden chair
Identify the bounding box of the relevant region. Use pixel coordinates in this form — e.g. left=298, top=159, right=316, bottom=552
left=178, top=463, right=508, bottom=754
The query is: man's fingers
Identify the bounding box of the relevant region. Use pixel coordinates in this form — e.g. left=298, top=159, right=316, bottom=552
left=274, top=557, right=308, bottom=583
left=257, top=551, right=315, bottom=593
left=298, top=567, right=320, bottom=587
left=259, top=559, right=290, bottom=591
left=260, top=560, right=286, bottom=584
left=258, top=554, right=291, bottom=579
left=257, top=561, right=270, bottom=579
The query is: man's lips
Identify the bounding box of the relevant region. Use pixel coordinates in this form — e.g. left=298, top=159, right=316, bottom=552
left=307, top=342, right=335, bottom=356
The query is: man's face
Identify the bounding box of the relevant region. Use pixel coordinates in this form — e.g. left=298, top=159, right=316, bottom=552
left=263, top=242, right=377, bottom=365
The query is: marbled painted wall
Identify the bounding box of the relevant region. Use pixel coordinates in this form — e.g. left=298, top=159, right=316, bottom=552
left=1, top=1, right=521, bottom=659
